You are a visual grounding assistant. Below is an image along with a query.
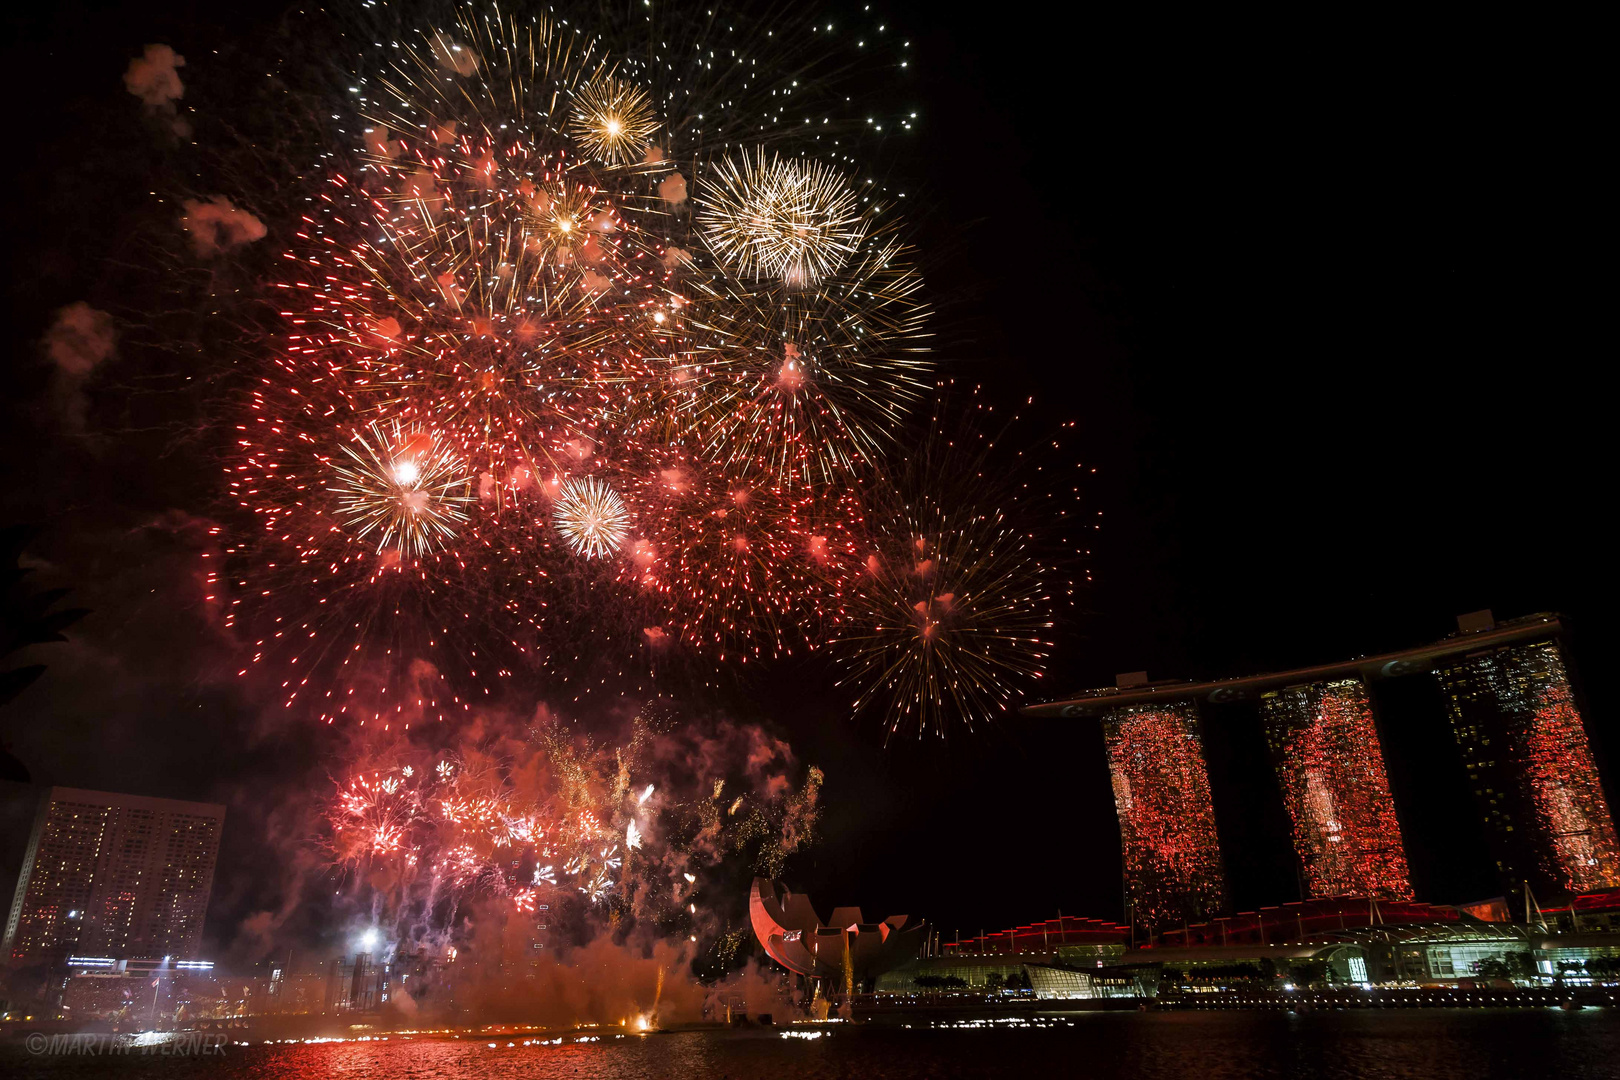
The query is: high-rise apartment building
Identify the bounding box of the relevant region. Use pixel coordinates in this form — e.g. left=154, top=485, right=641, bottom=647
left=3, top=787, right=225, bottom=964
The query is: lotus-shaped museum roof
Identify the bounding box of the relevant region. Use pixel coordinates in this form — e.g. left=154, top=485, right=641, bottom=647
left=748, top=877, right=926, bottom=981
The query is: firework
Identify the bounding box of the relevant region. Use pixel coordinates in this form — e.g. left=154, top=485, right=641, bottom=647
left=323, top=709, right=825, bottom=959
left=834, top=392, right=1084, bottom=739
left=675, top=230, right=931, bottom=484
left=332, top=770, right=426, bottom=865
left=331, top=421, right=474, bottom=557
left=840, top=500, right=1054, bottom=739
left=553, top=476, right=633, bottom=558
left=226, top=349, right=536, bottom=726
left=618, top=456, right=867, bottom=659
left=696, top=151, right=867, bottom=285
left=216, top=2, right=1079, bottom=736
left=569, top=74, right=660, bottom=167
left=332, top=138, right=663, bottom=485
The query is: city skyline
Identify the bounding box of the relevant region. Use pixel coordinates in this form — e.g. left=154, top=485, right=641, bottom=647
left=6, top=610, right=1616, bottom=978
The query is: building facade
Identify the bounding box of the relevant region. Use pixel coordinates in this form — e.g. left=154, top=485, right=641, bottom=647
left=1259, top=678, right=1413, bottom=900
left=1436, top=638, right=1620, bottom=898
left=3, top=787, right=225, bottom=964
left=1027, top=613, right=1617, bottom=927
left=1100, top=704, right=1228, bottom=930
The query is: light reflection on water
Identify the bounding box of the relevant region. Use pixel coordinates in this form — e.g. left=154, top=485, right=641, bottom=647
left=7, top=1011, right=1620, bottom=1079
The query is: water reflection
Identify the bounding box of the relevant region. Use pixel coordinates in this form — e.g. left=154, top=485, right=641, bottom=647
left=6, top=1011, right=1619, bottom=1080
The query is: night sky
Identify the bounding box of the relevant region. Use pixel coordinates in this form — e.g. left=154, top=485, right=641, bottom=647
left=1, top=2, right=1609, bottom=958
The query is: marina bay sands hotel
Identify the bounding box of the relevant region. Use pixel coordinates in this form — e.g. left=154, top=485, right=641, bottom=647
left=1022, top=611, right=1620, bottom=930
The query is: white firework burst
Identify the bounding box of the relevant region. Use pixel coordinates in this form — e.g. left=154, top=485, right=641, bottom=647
left=696, top=151, right=867, bottom=285
left=330, top=421, right=473, bottom=557
left=552, top=476, right=632, bottom=558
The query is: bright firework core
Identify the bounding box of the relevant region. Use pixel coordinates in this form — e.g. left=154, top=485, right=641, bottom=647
left=330, top=421, right=473, bottom=558
left=553, top=476, right=632, bottom=559
left=568, top=75, right=658, bottom=167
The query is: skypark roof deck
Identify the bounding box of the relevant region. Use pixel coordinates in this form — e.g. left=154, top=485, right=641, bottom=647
left=1021, top=613, right=1564, bottom=718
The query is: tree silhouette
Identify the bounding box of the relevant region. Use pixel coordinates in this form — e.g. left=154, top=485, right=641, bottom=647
left=1, top=525, right=89, bottom=782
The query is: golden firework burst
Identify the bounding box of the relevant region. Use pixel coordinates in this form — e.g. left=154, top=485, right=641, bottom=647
left=839, top=503, right=1055, bottom=740
left=517, top=177, right=609, bottom=266
left=674, top=232, right=931, bottom=484
left=568, top=75, right=659, bottom=167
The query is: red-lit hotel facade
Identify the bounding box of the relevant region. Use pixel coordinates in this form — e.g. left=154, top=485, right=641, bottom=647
left=1259, top=678, right=1413, bottom=901
left=1023, top=613, right=1620, bottom=929
left=1101, top=704, right=1228, bottom=929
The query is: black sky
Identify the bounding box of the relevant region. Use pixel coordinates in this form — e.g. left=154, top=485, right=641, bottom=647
left=1, top=2, right=1611, bottom=954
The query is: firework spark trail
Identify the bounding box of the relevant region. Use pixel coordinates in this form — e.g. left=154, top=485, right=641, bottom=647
left=835, top=387, right=1087, bottom=741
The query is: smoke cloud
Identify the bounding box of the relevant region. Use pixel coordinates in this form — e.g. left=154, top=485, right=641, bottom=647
left=241, top=697, right=823, bottom=1027
left=181, top=196, right=268, bottom=257
left=123, top=44, right=185, bottom=108
left=124, top=44, right=190, bottom=137
left=43, top=302, right=116, bottom=377
left=41, top=303, right=117, bottom=429
left=659, top=172, right=688, bottom=206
